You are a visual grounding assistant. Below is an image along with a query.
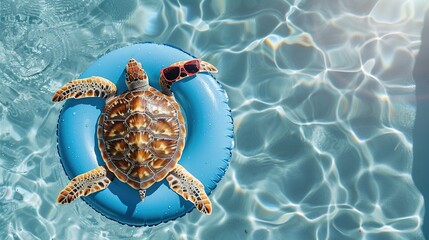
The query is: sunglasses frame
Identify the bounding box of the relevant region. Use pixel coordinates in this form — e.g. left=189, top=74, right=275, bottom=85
left=160, top=59, right=202, bottom=82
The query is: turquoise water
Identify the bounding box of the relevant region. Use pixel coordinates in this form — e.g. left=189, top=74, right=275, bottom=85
left=1, top=0, right=428, bottom=239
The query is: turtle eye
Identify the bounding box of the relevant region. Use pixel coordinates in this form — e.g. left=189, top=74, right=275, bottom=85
left=162, top=66, right=180, bottom=82
left=183, top=59, right=200, bottom=74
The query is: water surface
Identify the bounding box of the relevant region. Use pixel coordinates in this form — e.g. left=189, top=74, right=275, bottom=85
left=0, top=0, right=428, bottom=239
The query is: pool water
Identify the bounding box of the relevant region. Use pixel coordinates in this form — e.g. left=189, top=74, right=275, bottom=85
left=0, top=0, right=428, bottom=239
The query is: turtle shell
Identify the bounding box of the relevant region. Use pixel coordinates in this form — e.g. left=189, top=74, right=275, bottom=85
left=97, top=87, right=186, bottom=190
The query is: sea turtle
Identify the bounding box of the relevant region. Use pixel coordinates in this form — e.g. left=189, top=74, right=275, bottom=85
left=52, top=58, right=218, bottom=215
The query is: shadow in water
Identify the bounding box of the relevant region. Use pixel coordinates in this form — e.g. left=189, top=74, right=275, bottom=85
left=413, top=10, right=429, bottom=239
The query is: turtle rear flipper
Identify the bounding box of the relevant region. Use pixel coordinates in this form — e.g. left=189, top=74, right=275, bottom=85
left=57, top=166, right=115, bottom=204
left=166, top=164, right=212, bottom=215
left=52, top=76, right=117, bottom=102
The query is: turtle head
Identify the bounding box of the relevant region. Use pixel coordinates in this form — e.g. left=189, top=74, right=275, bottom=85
left=126, top=58, right=148, bottom=90
left=159, top=59, right=218, bottom=96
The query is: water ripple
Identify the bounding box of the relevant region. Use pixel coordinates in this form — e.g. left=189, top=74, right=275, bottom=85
left=0, top=0, right=428, bottom=239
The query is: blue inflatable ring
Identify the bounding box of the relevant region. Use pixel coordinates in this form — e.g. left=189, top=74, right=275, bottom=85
left=56, top=43, right=234, bottom=226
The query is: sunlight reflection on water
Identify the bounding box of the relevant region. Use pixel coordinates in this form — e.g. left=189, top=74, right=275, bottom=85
left=0, top=0, right=428, bottom=239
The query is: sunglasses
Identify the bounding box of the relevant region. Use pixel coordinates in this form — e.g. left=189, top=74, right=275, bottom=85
left=160, top=59, right=201, bottom=82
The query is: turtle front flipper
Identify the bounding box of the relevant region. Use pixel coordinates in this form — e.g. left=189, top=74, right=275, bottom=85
left=52, top=76, right=117, bottom=102
left=166, top=164, right=212, bottom=215
left=199, top=61, right=218, bottom=73
left=57, top=166, right=115, bottom=204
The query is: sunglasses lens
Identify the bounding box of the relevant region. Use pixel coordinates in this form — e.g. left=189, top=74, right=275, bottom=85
left=163, top=67, right=180, bottom=81
left=184, top=60, right=200, bottom=74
